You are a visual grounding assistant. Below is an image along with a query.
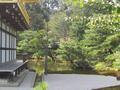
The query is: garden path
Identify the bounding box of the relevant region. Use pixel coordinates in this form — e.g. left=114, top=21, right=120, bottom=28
left=45, top=74, right=120, bottom=90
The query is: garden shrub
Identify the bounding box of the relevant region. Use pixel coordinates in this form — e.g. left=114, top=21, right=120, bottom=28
left=95, top=62, right=107, bottom=71
left=34, top=82, right=48, bottom=90
left=73, top=60, right=92, bottom=70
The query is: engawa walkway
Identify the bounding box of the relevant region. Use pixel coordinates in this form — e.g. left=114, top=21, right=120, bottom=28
left=45, top=74, right=120, bottom=90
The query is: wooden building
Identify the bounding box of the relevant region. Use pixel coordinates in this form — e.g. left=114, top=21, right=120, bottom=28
left=0, top=0, right=37, bottom=85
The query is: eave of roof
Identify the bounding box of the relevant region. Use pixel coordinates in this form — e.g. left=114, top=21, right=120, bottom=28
left=0, top=0, right=30, bottom=29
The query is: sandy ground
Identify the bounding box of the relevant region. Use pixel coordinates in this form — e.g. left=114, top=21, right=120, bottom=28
left=45, top=74, right=120, bottom=90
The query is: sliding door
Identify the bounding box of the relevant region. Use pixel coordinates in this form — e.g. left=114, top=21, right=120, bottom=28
left=0, top=21, right=16, bottom=63
left=0, top=20, right=2, bottom=63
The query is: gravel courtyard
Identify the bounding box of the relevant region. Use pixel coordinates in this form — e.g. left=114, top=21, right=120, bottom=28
left=45, top=74, right=120, bottom=90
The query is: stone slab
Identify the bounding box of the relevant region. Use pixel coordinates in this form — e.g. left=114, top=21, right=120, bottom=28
left=0, top=70, right=28, bottom=87
left=0, top=71, right=36, bottom=90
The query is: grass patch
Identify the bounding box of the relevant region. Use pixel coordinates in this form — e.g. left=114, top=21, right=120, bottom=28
left=34, top=82, right=48, bottom=90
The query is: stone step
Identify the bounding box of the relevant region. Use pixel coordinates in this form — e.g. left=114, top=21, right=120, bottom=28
left=0, top=70, right=28, bottom=87
left=0, top=79, right=8, bottom=84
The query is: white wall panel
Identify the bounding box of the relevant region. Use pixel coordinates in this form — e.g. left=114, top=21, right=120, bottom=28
left=14, top=50, right=16, bottom=60
left=13, top=50, right=14, bottom=60
left=2, top=50, right=5, bottom=63
left=11, top=36, right=13, bottom=48
left=12, top=50, right=14, bottom=60
left=0, top=29, right=1, bottom=48
left=6, top=50, right=9, bottom=62
left=13, top=50, right=15, bottom=60
left=2, top=31, right=5, bottom=48
left=6, top=34, right=9, bottom=48
left=9, top=50, right=11, bottom=61
left=11, top=50, right=13, bottom=61
left=0, top=50, right=2, bottom=63
left=10, top=36, right=12, bottom=48
left=15, top=38, right=16, bottom=48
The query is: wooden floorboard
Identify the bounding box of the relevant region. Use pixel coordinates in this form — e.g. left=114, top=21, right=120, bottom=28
left=0, top=61, right=25, bottom=72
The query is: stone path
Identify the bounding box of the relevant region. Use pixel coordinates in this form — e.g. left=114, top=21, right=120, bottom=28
left=20, top=71, right=36, bottom=87
left=45, top=74, right=120, bottom=90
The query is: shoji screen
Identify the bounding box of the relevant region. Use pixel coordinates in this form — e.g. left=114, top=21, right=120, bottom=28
left=2, top=30, right=5, bottom=63
left=0, top=20, right=2, bottom=63
left=9, top=28, right=16, bottom=62
left=0, top=50, right=1, bottom=63
left=2, top=22, right=6, bottom=63
left=0, top=21, right=17, bottom=63
left=6, top=26, right=9, bottom=62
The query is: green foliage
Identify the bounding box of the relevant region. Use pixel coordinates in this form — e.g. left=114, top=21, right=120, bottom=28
left=81, top=14, right=120, bottom=61
left=68, top=16, right=87, bottom=40
left=56, top=39, right=83, bottom=62
left=46, top=0, right=120, bottom=72
left=95, top=62, right=107, bottom=71
left=28, top=60, right=45, bottom=75
left=58, top=0, right=120, bottom=71
left=34, top=82, right=48, bottom=90
left=106, top=51, right=120, bottom=69
left=27, top=4, right=46, bottom=30
left=17, top=30, right=47, bottom=57
left=17, top=0, right=120, bottom=73
left=64, top=0, right=96, bottom=8
left=73, top=60, right=92, bottom=70
left=33, top=65, right=45, bottom=76
left=48, top=12, right=67, bottom=41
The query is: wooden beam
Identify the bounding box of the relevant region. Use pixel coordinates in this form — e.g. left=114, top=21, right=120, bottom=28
left=6, top=4, right=28, bottom=30
left=0, top=0, right=38, bottom=29
left=0, top=0, right=17, bottom=3
left=0, top=5, right=25, bottom=30
left=22, top=0, right=38, bottom=3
